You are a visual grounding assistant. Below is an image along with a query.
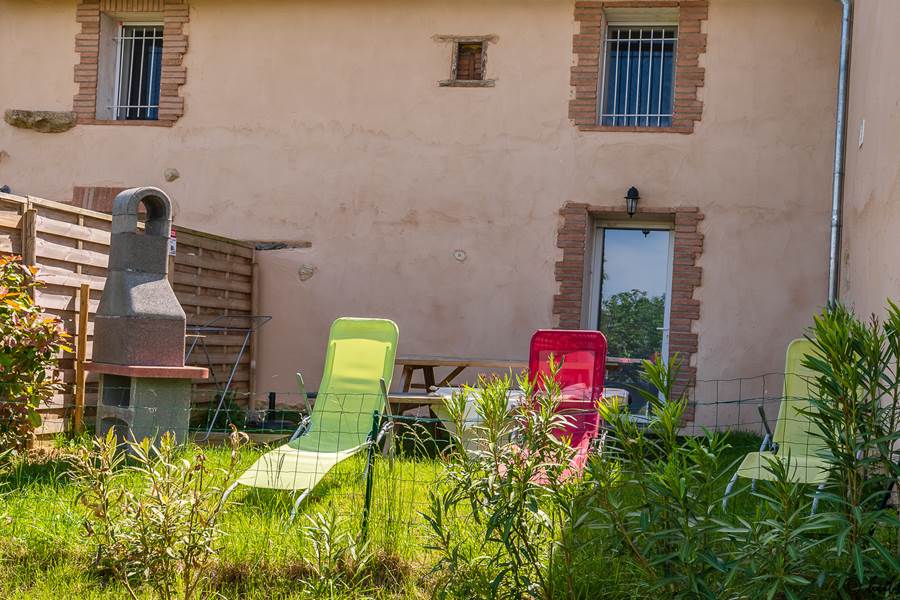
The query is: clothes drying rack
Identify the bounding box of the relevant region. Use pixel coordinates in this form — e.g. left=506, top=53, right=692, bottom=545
left=185, top=314, right=272, bottom=441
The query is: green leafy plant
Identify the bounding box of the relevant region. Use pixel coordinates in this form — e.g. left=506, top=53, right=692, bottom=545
left=720, top=452, right=832, bottom=600
left=425, top=364, right=595, bottom=599
left=592, top=356, right=733, bottom=599
left=72, top=428, right=248, bottom=600
left=423, top=488, right=496, bottom=599
left=0, top=256, right=70, bottom=451
left=298, top=509, right=375, bottom=597
left=802, top=303, right=900, bottom=597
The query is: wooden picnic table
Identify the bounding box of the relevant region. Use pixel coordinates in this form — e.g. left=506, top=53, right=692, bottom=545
left=396, top=354, right=626, bottom=393
left=396, top=355, right=527, bottom=392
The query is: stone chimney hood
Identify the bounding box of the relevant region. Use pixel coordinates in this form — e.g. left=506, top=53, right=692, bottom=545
left=92, top=187, right=189, bottom=367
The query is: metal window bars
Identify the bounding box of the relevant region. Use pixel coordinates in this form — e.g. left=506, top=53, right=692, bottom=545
left=600, top=26, right=678, bottom=128
left=112, top=24, right=164, bottom=120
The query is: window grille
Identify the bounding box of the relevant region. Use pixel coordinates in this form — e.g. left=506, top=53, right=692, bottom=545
left=600, top=26, right=677, bottom=128
left=113, top=24, right=163, bottom=120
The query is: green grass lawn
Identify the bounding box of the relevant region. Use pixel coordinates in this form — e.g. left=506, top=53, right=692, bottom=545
left=0, top=439, right=444, bottom=599
left=0, top=430, right=767, bottom=599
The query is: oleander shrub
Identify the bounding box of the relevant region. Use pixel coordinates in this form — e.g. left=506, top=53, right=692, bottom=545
left=588, top=357, right=739, bottom=599
left=426, top=314, right=900, bottom=599
left=801, top=302, right=900, bottom=597
left=72, top=429, right=249, bottom=600
left=425, top=365, right=595, bottom=599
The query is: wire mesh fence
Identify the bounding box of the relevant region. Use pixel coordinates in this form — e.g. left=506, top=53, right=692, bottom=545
left=1, top=375, right=897, bottom=589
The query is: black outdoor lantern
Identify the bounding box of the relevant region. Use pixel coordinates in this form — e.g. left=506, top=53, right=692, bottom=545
left=625, top=186, right=640, bottom=217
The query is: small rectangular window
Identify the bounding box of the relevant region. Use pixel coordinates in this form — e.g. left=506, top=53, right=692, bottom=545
left=455, top=42, right=484, bottom=81
left=600, top=26, right=677, bottom=128
left=438, top=36, right=494, bottom=87
left=113, top=24, right=164, bottom=120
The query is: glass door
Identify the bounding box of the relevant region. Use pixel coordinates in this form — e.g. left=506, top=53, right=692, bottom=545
left=588, top=225, right=674, bottom=388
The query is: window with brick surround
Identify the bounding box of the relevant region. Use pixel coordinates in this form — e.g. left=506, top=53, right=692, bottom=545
left=74, top=0, right=188, bottom=126
left=569, top=1, right=708, bottom=133
left=437, top=35, right=496, bottom=88
left=553, top=203, right=704, bottom=420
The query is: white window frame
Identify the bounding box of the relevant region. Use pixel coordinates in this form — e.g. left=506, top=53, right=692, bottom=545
left=597, top=21, right=679, bottom=128
left=111, top=21, right=164, bottom=121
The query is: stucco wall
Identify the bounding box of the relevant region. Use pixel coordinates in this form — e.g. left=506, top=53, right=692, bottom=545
left=841, top=1, right=900, bottom=317
left=0, top=0, right=839, bottom=415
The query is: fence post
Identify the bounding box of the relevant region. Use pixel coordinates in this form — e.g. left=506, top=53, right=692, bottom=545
left=361, top=409, right=381, bottom=541
left=73, top=283, right=90, bottom=433
left=21, top=204, right=37, bottom=444
left=20, top=206, right=36, bottom=266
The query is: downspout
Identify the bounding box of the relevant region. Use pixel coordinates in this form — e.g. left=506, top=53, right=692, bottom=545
left=828, top=0, right=853, bottom=304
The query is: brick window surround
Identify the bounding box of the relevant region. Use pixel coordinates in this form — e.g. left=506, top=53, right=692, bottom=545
left=554, top=203, right=703, bottom=415
left=74, top=0, right=188, bottom=126
left=570, top=0, right=708, bottom=133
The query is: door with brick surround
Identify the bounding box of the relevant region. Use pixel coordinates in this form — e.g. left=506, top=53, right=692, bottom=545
left=587, top=223, right=674, bottom=388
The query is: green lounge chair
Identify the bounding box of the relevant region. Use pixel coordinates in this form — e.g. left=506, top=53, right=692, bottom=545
left=723, top=338, right=831, bottom=511
left=227, top=317, right=399, bottom=518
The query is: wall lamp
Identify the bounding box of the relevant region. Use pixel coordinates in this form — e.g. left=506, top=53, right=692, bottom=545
left=625, top=186, right=640, bottom=217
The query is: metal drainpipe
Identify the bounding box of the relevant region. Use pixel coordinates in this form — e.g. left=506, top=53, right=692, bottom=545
left=828, top=0, right=853, bottom=304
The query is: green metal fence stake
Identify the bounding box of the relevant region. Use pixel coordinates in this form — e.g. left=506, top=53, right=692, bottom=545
left=361, top=409, right=380, bottom=541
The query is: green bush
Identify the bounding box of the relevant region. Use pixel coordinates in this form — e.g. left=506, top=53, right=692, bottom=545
left=0, top=256, right=69, bottom=451
left=427, top=313, right=900, bottom=599
left=721, top=453, right=832, bottom=600
left=589, top=357, right=756, bottom=599
left=425, top=364, right=594, bottom=599
left=802, top=302, right=900, bottom=596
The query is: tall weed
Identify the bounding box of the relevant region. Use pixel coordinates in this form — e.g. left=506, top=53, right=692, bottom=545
left=298, top=509, right=375, bottom=597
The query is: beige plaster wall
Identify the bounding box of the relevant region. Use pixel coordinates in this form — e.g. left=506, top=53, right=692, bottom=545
left=841, top=0, right=900, bottom=317
left=0, top=0, right=840, bottom=421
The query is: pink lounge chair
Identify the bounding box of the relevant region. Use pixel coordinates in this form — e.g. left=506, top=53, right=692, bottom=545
left=528, top=329, right=608, bottom=475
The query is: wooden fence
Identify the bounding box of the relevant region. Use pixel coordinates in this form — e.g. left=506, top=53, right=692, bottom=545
left=0, top=191, right=257, bottom=437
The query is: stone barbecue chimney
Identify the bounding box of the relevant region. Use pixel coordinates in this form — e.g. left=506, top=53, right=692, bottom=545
left=92, top=187, right=186, bottom=366
left=87, top=187, right=207, bottom=445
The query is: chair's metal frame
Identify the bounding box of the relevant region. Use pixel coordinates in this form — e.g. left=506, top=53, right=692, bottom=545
left=722, top=405, right=825, bottom=513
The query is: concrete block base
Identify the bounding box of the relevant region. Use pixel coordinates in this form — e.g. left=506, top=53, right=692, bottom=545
left=96, top=374, right=192, bottom=446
